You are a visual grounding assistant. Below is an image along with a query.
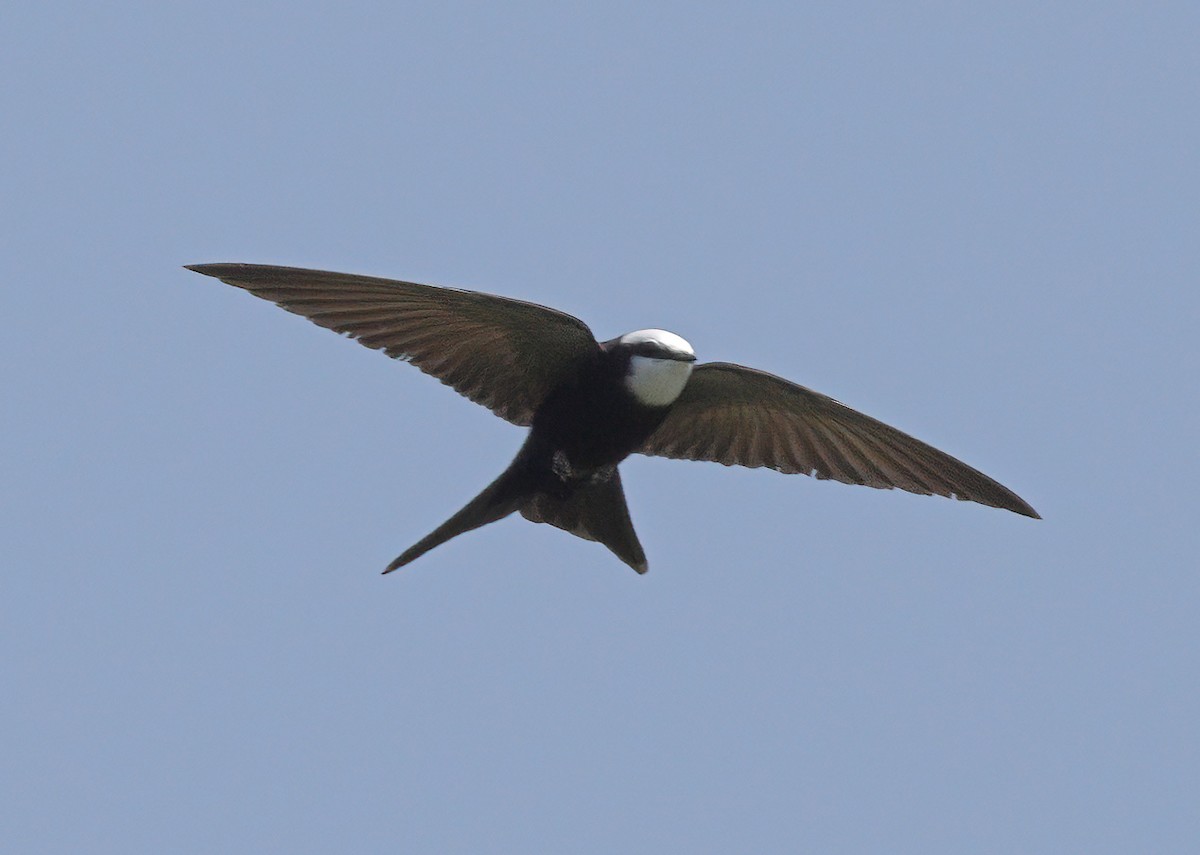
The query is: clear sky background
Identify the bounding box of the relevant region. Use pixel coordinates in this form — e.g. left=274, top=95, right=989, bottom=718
left=3, top=3, right=1197, bottom=853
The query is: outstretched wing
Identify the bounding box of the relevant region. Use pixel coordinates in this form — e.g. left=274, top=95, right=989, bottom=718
left=640, top=362, right=1039, bottom=518
left=187, top=264, right=598, bottom=426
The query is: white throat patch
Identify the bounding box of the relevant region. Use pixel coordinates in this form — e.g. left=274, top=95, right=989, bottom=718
left=626, top=356, right=693, bottom=406
left=618, top=329, right=695, bottom=407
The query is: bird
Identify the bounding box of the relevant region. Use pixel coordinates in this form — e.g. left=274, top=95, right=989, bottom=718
left=186, top=263, right=1039, bottom=574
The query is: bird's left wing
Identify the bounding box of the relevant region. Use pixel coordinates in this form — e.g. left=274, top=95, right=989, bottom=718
left=187, top=264, right=599, bottom=426
left=639, top=362, right=1039, bottom=517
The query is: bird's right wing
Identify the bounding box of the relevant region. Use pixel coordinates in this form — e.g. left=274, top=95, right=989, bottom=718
left=639, top=362, right=1039, bottom=518
left=187, top=264, right=599, bottom=426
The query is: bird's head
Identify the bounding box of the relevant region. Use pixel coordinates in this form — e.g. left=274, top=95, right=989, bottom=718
left=606, top=329, right=696, bottom=407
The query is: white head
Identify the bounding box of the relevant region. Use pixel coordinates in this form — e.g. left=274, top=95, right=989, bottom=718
left=616, top=329, right=696, bottom=407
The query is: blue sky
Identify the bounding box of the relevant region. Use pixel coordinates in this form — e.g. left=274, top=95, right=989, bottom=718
left=3, top=2, right=1197, bottom=852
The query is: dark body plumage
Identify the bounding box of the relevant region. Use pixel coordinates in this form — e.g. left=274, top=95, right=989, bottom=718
left=386, top=341, right=683, bottom=573
left=187, top=263, right=1039, bottom=574
left=532, top=342, right=678, bottom=471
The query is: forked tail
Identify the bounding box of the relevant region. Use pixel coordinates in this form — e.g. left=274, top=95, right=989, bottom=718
left=384, top=463, right=648, bottom=574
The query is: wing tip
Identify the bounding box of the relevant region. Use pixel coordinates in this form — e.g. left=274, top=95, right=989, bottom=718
left=978, top=490, right=1040, bottom=519
left=985, top=485, right=1040, bottom=520
left=1011, top=501, right=1042, bottom=520
left=184, top=262, right=239, bottom=279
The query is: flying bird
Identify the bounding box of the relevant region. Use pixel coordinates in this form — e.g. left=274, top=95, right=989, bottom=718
left=187, top=264, right=1039, bottom=574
